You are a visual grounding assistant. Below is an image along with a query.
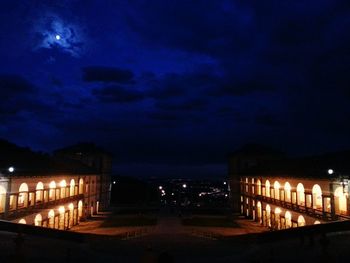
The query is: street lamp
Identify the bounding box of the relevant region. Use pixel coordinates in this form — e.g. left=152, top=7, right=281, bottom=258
left=8, top=166, right=15, bottom=173
left=328, top=169, right=334, bottom=175
left=182, top=184, right=187, bottom=189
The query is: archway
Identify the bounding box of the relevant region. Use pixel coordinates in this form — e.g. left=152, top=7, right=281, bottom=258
left=312, top=184, right=322, bottom=209
left=334, top=186, right=347, bottom=214
left=0, top=185, right=6, bottom=213
left=274, top=181, right=280, bottom=200
left=36, top=182, right=44, bottom=203
left=284, top=182, right=291, bottom=202
left=298, top=215, right=306, bottom=226
left=79, top=178, right=84, bottom=194
left=59, top=180, right=67, bottom=199
left=265, top=180, right=270, bottom=197
left=78, top=200, right=83, bottom=221
left=49, top=181, right=56, bottom=201
left=34, top=214, right=42, bottom=226
left=256, top=179, right=261, bottom=195
left=285, top=211, right=292, bottom=228
left=18, top=218, right=26, bottom=224
left=274, top=207, right=282, bottom=229
left=70, top=179, right=75, bottom=196
left=314, top=220, right=321, bottom=224
left=266, top=204, right=271, bottom=227
left=18, top=183, right=29, bottom=208
left=256, top=201, right=262, bottom=223
left=68, top=203, right=74, bottom=228
left=297, top=183, right=305, bottom=206
left=48, top=209, right=55, bottom=228
left=58, top=206, right=65, bottom=230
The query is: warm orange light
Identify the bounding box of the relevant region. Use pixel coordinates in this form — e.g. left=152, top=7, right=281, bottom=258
left=49, top=181, right=56, bottom=189
left=58, top=206, right=65, bottom=214
left=59, top=180, right=67, bottom=188
left=48, top=209, right=55, bottom=218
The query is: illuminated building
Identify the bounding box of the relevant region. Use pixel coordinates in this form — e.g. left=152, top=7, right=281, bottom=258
left=0, top=140, right=112, bottom=229
left=229, top=144, right=350, bottom=230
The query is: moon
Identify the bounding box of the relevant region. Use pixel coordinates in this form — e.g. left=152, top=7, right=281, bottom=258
left=55, top=34, right=61, bottom=40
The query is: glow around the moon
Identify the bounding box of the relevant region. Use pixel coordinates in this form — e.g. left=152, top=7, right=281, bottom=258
left=33, top=14, right=85, bottom=57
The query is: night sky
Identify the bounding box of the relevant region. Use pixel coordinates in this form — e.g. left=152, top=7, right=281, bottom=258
left=1, top=0, right=350, bottom=178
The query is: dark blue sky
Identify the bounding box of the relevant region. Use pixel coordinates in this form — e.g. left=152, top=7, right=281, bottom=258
left=1, top=0, right=350, bottom=178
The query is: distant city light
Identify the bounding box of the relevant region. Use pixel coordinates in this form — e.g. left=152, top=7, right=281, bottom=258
left=199, top=193, right=202, bottom=197
left=113, top=181, right=116, bottom=184
left=55, top=34, right=61, bottom=40
left=223, top=181, right=227, bottom=185
left=328, top=169, right=334, bottom=175
left=8, top=166, right=14, bottom=173
left=225, top=194, right=228, bottom=197
left=171, top=193, right=174, bottom=196
left=158, top=186, right=163, bottom=190
left=182, top=184, right=187, bottom=188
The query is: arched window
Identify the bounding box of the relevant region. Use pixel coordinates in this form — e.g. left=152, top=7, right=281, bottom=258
left=256, top=179, right=261, bottom=195
left=36, top=182, right=44, bottom=203
left=70, top=179, right=75, bottom=196
left=18, top=183, right=29, bottom=208
left=284, top=182, right=291, bottom=202
left=49, top=181, right=56, bottom=201
left=314, top=220, right=321, bottom=224
left=0, top=185, right=6, bottom=213
left=334, top=186, right=347, bottom=214
left=312, top=184, right=322, bottom=209
left=79, top=178, right=84, bottom=194
left=296, top=183, right=305, bottom=206
left=298, top=215, right=306, bottom=226
left=59, top=180, right=67, bottom=199
left=265, top=180, right=270, bottom=197
left=34, top=214, right=42, bottom=226
left=18, top=218, right=26, bottom=224
left=285, top=211, right=292, bottom=228
left=274, top=181, right=280, bottom=200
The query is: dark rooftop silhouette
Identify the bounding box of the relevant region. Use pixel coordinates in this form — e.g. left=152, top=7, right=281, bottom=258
left=0, top=139, right=97, bottom=175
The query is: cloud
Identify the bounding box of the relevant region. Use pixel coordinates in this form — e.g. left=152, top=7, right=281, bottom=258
left=148, top=112, right=180, bottom=121
left=146, top=70, right=220, bottom=100
left=92, top=85, right=145, bottom=103
left=155, top=98, right=208, bottom=111
left=0, top=75, right=55, bottom=120
left=255, top=114, right=282, bottom=127
left=33, top=13, right=85, bottom=57
left=83, top=66, right=134, bottom=83
left=0, top=74, right=35, bottom=98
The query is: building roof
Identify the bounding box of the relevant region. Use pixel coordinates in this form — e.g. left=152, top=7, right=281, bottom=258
left=54, top=142, right=112, bottom=156
left=236, top=150, right=350, bottom=178
left=0, top=139, right=96, bottom=176
left=229, top=143, right=285, bottom=157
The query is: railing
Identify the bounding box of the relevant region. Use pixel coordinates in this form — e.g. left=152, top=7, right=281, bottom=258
left=5, top=194, right=84, bottom=220
left=249, top=193, right=345, bottom=221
